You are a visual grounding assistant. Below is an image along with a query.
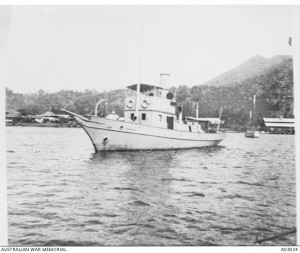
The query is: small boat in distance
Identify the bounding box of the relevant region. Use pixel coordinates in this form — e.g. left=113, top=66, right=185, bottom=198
left=62, top=74, right=226, bottom=152
left=245, top=130, right=260, bottom=138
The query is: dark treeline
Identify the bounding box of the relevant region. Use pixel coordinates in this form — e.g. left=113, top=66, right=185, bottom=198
left=6, top=57, right=293, bottom=131
left=6, top=88, right=125, bottom=117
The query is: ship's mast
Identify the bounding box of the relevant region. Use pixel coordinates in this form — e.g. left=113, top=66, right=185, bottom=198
left=196, top=99, right=199, bottom=118
left=253, top=94, right=256, bottom=129
left=134, top=23, right=144, bottom=120
left=217, top=106, right=223, bottom=133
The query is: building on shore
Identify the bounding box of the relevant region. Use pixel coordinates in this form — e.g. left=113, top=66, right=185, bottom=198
left=5, top=108, right=74, bottom=126
left=5, top=108, right=22, bottom=124
left=39, top=111, right=61, bottom=122
left=262, top=118, right=295, bottom=134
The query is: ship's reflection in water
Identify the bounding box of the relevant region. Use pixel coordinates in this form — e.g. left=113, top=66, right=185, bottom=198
left=88, top=148, right=227, bottom=245
left=6, top=127, right=296, bottom=246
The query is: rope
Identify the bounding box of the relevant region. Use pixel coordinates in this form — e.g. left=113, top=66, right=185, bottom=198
left=254, top=227, right=296, bottom=245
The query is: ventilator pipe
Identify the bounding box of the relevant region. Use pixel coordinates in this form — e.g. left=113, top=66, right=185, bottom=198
left=179, top=112, right=183, bottom=124
left=95, top=99, right=108, bottom=116
left=177, top=106, right=183, bottom=124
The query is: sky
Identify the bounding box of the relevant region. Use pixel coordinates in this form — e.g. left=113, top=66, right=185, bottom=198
left=0, top=5, right=298, bottom=94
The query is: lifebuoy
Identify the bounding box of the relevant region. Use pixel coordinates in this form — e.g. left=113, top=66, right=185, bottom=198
left=127, top=100, right=134, bottom=108
left=166, top=92, right=174, bottom=100
left=141, top=100, right=149, bottom=109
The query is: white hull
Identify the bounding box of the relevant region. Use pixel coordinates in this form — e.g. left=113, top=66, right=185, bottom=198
left=75, top=116, right=226, bottom=152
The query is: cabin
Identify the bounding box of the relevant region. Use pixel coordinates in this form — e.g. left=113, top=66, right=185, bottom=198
left=124, top=74, right=178, bottom=130
left=262, top=118, right=295, bottom=134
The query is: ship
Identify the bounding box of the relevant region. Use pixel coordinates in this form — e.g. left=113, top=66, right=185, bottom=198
left=245, top=130, right=260, bottom=138
left=62, top=74, right=226, bottom=152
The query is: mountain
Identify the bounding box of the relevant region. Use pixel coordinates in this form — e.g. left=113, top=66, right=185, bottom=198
left=205, top=55, right=292, bottom=87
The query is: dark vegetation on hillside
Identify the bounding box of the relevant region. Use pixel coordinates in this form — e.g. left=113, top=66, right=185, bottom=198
left=5, top=55, right=294, bottom=131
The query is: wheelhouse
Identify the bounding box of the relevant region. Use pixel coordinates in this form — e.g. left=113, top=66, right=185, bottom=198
left=124, top=83, right=176, bottom=129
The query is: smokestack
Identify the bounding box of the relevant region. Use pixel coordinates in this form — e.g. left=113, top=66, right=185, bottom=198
left=160, top=73, right=170, bottom=88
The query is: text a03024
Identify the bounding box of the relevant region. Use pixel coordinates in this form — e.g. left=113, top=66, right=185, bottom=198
left=281, top=248, right=298, bottom=251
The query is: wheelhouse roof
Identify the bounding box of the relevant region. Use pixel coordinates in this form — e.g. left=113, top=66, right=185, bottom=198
left=127, top=83, right=168, bottom=92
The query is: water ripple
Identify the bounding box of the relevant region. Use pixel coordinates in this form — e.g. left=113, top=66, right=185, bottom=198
left=6, top=128, right=296, bottom=246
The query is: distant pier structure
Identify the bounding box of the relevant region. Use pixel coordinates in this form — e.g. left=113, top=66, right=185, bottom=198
left=262, top=118, right=295, bottom=134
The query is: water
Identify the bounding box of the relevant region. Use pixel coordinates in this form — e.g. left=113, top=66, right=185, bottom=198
left=6, top=127, right=296, bottom=246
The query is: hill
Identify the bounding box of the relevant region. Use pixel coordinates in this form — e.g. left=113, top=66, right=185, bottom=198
left=205, top=55, right=292, bottom=87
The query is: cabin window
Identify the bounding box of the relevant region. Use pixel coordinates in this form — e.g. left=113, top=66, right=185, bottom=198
left=167, top=116, right=174, bottom=130
left=158, top=115, right=162, bottom=122
left=130, top=113, right=134, bottom=120
left=142, top=113, right=146, bottom=120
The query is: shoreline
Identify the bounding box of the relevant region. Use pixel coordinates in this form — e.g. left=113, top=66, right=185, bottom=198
left=5, top=122, right=80, bottom=128
left=6, top=123, right=240, bottom=132
left=5, top=124, right=295, bottom=135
